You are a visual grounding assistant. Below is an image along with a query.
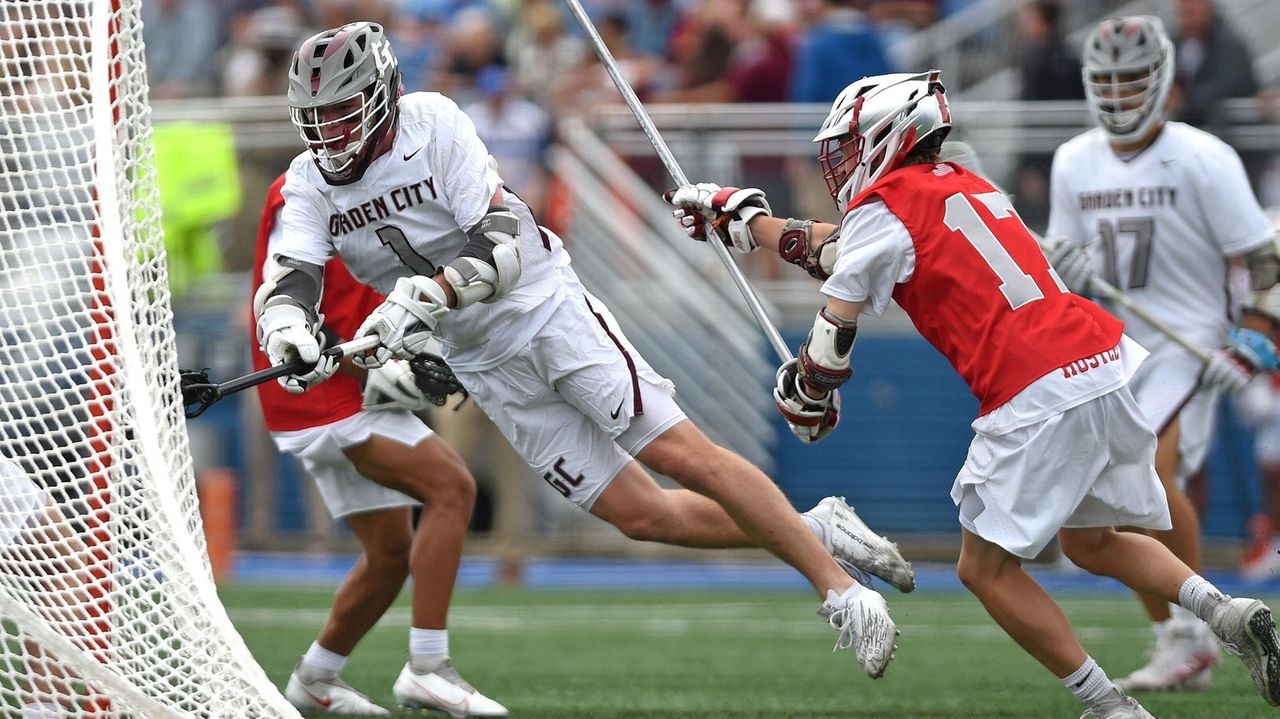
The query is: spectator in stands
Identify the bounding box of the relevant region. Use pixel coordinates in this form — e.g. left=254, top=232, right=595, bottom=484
left=390, top=0, right=451, bottom=93
left=505, top=0, right=586, bottom=110
left=555, top=13, right=664, bottom=113
left=789, top=0, right=892, bottom=104
left=463, top=66, right=553, bottom=218
left=1013, top=0, right=1082, bottom=233
left=141, top=0, right=222, bottom=100
left=654, top=0, right=795, bottom=104
left=430, top=6, right=506, bottom=100
left=1171, top=0, right=1259, bottom=128
left=626, top=0, right=683, bottom=59
left=1017, top=0, right=1081, bottom=102
left=663, top=0, right=739, bottom=102
left=222, top=4, right=309, bottom=97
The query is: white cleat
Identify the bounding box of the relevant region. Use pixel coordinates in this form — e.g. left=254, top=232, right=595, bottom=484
left=1115, top=621, right=1217, bottom=692
left=1208, top=597, right=1280, bottom=706
left=806, top=496, right=915, bottom=592
left=819, top=583, right=898, bottom=679
left=1078, top=690, right=1155, bottom=719
left=393, top=657, right=508, bottom=717
left=284, top=662, right=391, bottom=716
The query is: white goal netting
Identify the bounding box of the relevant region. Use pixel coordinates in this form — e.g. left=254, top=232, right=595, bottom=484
left=0, top=1, right=299, bottom=716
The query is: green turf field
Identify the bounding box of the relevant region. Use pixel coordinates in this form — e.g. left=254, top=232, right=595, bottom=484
left=223, top=585, right=1280, bottom=718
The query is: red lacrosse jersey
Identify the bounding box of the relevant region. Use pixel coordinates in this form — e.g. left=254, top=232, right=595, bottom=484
left=851, top=163, right=1124, bottom=415
left=250, top=174, right=385, bottom=431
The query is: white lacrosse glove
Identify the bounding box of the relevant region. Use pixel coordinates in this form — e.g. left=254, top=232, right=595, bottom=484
left=664, top=182, right=770, bottom=253
left=773, top=359, right=840, bottom=443
left=353, top=276, right=449, bottom=369
left=363, top=359, right=434, bottom=412
left=1201, top=328, right=1280, bottom=393
left=1042, top=236, right=1093, bottom=295
left=257, top=305, right=338, bottom=393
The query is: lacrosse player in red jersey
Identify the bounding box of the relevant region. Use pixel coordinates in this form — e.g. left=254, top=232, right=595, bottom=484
left=667, top=69, right=1280, bottom=718
left=251, top=173, right=504, bottom=717
left=1044, top=16, right=1280, bottom=694
left=253, top=21, right=915, bottom=685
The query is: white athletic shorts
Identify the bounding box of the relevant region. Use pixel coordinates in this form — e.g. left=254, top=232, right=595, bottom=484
left=0, top=458, right=45, bottom=548
left=454, top=290, right=685, bottom=510
left=1128, top=343, right=1221, bottom=487
left=271, top=410, right=428, bottom=519
left=953, top=386, right=1171, bottom=559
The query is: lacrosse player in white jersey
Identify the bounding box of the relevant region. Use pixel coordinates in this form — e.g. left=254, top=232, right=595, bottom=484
left=254, top=21, right=916, bottom=689
left=1045, top=15, right=1280, bottom=694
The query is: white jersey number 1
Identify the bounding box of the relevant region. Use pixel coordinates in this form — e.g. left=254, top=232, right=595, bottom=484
left=943, top=191, right=1055, bottom=310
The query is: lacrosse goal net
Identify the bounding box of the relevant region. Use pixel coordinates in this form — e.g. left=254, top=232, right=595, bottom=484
left=0, top=1, right=299, bottom=716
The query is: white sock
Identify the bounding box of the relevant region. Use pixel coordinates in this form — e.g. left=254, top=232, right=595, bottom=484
left=1178, top=574, right=1230, bottom=622
left=1062, top=657, right=1115, bottom=706
left=22, top=703, right=64, bottom=719
left=299, top=641, right=347, bottom=679
left=410, top=627, right=449, bottom=659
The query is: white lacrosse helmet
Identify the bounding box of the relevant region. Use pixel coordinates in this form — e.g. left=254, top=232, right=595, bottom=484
left=1081, top=16, right=1175, bottom=143
left=814, top=70, right=952, bottom=210
left=288, top=22, right=401, bottom=185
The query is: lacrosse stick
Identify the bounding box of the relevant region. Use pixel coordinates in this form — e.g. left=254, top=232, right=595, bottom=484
left=561, top=0, right=792, bottom=363
left=181, top=335, right=381, bottom=418
left=1088, top=275, right=1212, bottom=363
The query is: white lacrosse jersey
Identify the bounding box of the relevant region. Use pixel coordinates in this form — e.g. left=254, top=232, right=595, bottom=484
left=274, top=91, right=570, bottom=371
left=1046, top=122, right=1275, bottom=353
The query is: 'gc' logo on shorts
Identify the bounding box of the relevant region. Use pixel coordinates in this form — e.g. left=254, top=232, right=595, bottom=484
left=542, top=457, right=584, bottom=498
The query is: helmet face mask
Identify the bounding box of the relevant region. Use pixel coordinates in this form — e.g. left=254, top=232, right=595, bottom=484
left=1081, top=16, right=1174, bottom=143
left=814, top=71, right=951, bottom=209
left=288, top=22, right=400, bottom=185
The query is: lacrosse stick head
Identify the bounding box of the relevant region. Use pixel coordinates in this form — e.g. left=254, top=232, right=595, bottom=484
left=288, top=22, right=402, bottom=185
left=1081, top=16, right=1174, bottom=144
left=814, top=70, right=952, bottom=210
left=179, top=369, right=221, bottom=418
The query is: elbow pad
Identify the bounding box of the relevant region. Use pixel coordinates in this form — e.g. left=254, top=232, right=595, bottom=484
left=1246, top=241, right=1280, bottom=292
left=443, top=206, right=523, bottom=308
left=777, top=219, right=838, bottom=281
left=253, top=257, right=324, bottom=329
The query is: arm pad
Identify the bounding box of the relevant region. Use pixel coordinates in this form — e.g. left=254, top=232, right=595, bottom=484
left=798, top=308, right=857, bottom=394
left=444, top=206, right=523, bottom=308
left=253, top=257, right=324, bottom=327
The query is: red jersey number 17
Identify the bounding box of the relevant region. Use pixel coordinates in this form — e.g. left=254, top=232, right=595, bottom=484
left=942, top=191, right=1068, bottom=311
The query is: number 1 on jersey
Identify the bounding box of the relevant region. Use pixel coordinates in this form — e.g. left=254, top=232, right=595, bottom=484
left=943, top=191, right=1054, bottom=310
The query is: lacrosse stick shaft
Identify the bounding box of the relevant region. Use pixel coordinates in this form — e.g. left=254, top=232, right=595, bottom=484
left=1089, top=276, right=1211, bottom=363
left=560, top=0, right=793, bottom=363
left=223, top=335, right=382, bottom=395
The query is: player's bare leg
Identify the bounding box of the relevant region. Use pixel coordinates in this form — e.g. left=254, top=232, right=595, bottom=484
left=1061, top=525, right=1280, bottom=705
left=1121, top=417, right=1217, bottom=691
left=632, top=421, right=850, bottom=596
left=958, top=529, right=1153, bottom=717
left=344, top=435, right=505, bottom=717
left=315, top=509, right=413, bottom=656
left=591, top=420, right=898, bottom=678
left=345, top=434, right=474, bottom=632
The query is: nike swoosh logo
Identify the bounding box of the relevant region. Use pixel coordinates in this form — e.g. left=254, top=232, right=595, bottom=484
left=403, top=146, right=423, bottom=161
left=302, top=688, right=332, bottom=708
left=1161, top=158, right=1175, bottom=166
left=610, top=397, right=626, bottom=420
